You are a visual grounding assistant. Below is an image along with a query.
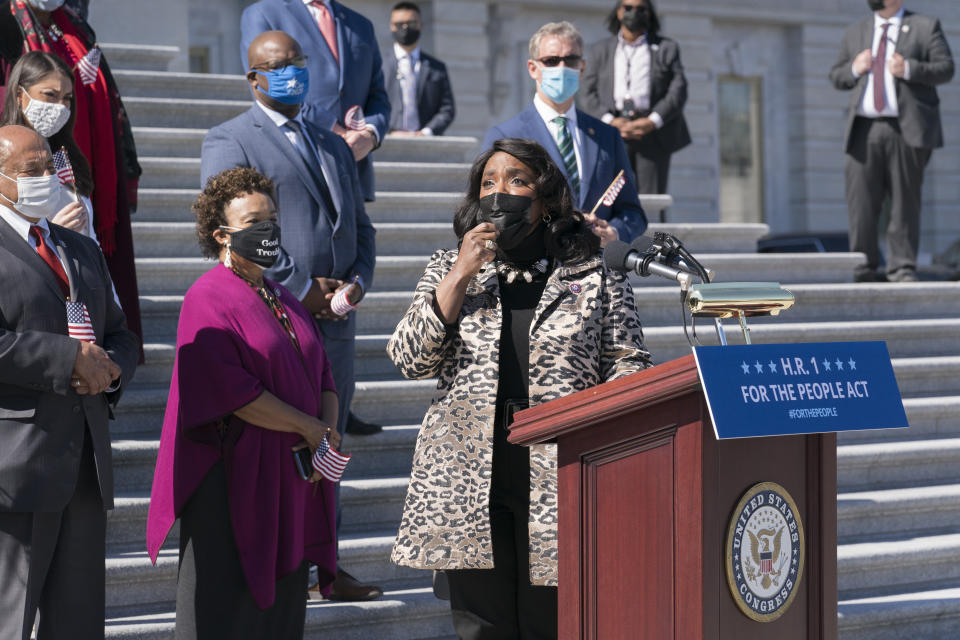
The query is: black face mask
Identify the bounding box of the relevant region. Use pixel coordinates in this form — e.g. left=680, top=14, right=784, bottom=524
left=223, top=220, right=282, bottom=268
left=392, top=26, right=420, bottom=47
left=621, top=6, right=650, bottom=33
left=478, top=192, right=538, bottom=250
left=866, top=0, right=887, bottom=10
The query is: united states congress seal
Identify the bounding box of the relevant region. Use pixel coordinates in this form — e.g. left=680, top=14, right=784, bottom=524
left=725, top=482, right=805, bottom=622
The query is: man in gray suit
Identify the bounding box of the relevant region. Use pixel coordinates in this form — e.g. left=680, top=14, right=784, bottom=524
left=830, top=0, right=954, bottom=282
left=582, top=0, right=691, bottom=202
left=200, top=30, right=380, bottom=601
left=0, top=125, right=139, bottom=640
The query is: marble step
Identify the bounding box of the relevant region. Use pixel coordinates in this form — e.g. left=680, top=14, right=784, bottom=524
left=105, top=587, right=454, bottom=640
left=107, top=475, right=409, bottom=550
left=100, top=43, right=179, bottom=72
left=838, top=585, right=960, bottom=640
left=131, top=253, right=864, bottom=296
left=838, top=483, right=960, bottom=543
left=839, top=434, right=960, bottom=492
left=125, top=97, right=250, bottom=130
left=115, top=70, right=250, bottom=101
left=839, top=533, right=960, bottom=601
left=132, top=128, right=480, bottom=164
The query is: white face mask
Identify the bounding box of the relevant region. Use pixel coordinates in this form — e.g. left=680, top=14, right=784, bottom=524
left=27, top=0, right=66, bottom=10
left=22, top=89, right=71, bottom=138
left=0, top=170, right=65, bottom=220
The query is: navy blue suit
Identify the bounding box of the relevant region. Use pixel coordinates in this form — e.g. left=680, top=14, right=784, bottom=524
left=383, top=48, right=456, bottom=135
left=200, top=104, right=375, bottom=439
left=241, top=0, right=391, bottom=201
left=482, top=104, right=647, bottom=242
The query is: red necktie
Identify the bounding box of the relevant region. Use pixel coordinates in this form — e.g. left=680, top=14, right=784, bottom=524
left=872, top=23, right=891, bottom=112
left=29, top=225, right=70, bottom=298
left=311, top=1, right=339, bottom=63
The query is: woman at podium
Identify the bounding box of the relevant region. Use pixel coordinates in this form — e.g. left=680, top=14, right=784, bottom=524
left=387, top=137, right=652, bottom=638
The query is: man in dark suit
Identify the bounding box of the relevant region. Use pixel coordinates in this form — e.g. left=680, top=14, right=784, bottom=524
left=201, top=30, right=381, bottom=602
left=241, top=0, right=391, bottom=202
left=0, top=124, right=138, bottom=640
left=382, top=1, right=455, bottom=136
left=581, top=0, right=691, bottom=204
left=830, top=0, right=954, bottom=282
left=482, top=21, right=647, bottom=244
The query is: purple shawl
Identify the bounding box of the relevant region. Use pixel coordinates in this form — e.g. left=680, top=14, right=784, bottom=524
left=146, top=265, right=337, bottom=608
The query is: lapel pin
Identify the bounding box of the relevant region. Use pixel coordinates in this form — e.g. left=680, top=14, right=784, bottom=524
left=569, top=283, right=582, bottom=294
left=901, top=25, right=909, bottom=33
left=587, top=128, right=595, bottom=136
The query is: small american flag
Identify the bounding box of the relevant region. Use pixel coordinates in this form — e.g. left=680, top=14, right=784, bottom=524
left=53, top=149, right=75, bottom=187
left=76, top=46, right=101, bottom=86
left=345, top=105, right=367, bottom=131
left=312, top=435, right=351, bottom=483
left=66, top=300, right=96, bottom=343
left=601, top=171, right=627, bottom=207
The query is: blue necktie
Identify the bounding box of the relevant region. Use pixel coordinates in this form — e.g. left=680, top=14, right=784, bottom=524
left=283, top=120, right=338, bottom=222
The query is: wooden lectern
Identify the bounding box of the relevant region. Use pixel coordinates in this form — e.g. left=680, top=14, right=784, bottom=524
left=509, top=355, right=837, bottom=640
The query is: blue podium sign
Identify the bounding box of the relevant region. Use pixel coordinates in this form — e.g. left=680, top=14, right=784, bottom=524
left=693, top=341, right=908, bottom=440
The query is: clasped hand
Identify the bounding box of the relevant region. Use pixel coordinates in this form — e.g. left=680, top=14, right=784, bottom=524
left=71, top=340, right=121, bottom=395
left=291, top=419, right=341, bottom=483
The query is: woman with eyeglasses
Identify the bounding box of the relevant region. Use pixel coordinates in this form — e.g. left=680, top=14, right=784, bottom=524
left=581, top=0, right=692, bottom=203
left=388, top=137, right=652, bottom=638
left=0, top=0, right=144, bottom=352
left=147, top=167, right=340, bottom=639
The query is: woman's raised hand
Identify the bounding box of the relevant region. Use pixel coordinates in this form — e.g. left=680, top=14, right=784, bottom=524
left=454, top=222, right=498, bottom=279
left=51, top=200, right=88, bottom=233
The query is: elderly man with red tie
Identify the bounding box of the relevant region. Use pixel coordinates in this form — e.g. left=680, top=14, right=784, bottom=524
left=0, top=124, right=138, bottom=640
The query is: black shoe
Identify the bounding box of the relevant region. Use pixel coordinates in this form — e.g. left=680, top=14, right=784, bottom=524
left=345, top=412, right=383, bottom=435
left=854, top=270, right=886, bottom=283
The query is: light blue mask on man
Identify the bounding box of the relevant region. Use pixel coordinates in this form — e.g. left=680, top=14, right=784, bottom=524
left=539, top=66, right=580, bottom=104
left=255, top=65, right=310, bottom=105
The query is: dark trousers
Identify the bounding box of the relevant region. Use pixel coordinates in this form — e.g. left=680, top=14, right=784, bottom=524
left=627, top=138, right=671, bottom=223
left=176, top=462, right=309, bottom=640
left=316, top=334, right=354, bottom=557
left=0, top=430, right=106, bottom=640
left=846, top=116, right=932, bottom=277
left=445, top=421, right=558, bottom=639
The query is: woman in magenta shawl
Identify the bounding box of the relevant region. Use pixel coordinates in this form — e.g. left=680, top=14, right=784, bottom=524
left=146, top=168, right=339, bottom=638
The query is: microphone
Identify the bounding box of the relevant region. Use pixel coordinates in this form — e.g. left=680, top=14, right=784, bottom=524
left=632, top=235, right=713, bottom=281
left=603, top=239, right=693, bottom=288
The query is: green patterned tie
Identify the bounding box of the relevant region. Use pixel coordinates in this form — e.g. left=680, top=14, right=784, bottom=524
left=552, top=115, right=580, bottom=200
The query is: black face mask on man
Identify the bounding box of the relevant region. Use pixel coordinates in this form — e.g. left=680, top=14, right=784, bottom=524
left=392, top=26, right=420, bottom=47
left=621, top=6, right=650, bottom=33
left=866, top=0, right=887, bottom=10
left=477, top=192, right=541, bottom=252
left=221, top=220, right=282, bottom=268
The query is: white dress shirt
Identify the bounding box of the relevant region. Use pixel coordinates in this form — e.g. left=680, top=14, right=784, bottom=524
left=0, top=203, right=70, bottom=274
left=854, top=8, right=910, bottom=118
left=604, top=32, right=663, bottom=129
left=533, top=94, right=583, bottom=181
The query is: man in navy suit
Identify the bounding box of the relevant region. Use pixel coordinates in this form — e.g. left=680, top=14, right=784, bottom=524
left=201, top=31, right=381, bottom=602
left=481, top=21, right=647, bottom=244
left=382, top=1, right=455, bottom=136
left=241, top=0, right=391, bottom=202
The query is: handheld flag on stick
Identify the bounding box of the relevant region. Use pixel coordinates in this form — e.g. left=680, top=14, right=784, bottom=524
left=52, top=148, right=75, bottom=188
left=588, top=170, right=626, bottom=216
left=76, top=46, right=101, bottom=86
left=345, top=105, right=367, bottom=131
left=66, top=300, right=95, bottom=342
left=312, top=435, right=352, bottom=483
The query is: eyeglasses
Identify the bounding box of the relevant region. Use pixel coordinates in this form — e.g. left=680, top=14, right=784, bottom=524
left=537, top=55, right=583, bottom=68
left=250, top=55, right=309, bottom=72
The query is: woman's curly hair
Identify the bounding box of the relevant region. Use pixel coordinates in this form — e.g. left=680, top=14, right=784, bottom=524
left=194, top=167, right=276, bottom=259
left=454, top=138, right=599, bottom=264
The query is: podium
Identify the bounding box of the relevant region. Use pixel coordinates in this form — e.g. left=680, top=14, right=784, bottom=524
left=508, top=355, right=837, bottom=640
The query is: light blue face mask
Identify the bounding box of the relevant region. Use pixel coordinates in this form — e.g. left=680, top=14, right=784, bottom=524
left=255, top=65, right=310, bottom=105
left=27, top=0, right=65, bottom=10
left=539, top=65, right=580, bottom=104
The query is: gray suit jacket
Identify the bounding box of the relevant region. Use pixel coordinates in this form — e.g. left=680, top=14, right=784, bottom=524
left=200, top=105, right=376, bottom=342
left=830, top=11, right=954, bottom=150
left=581, top=34, right=692, bottom=155
left=383, top=48, right=456, bottom=135
left=0, top=218, right=138, bottom=512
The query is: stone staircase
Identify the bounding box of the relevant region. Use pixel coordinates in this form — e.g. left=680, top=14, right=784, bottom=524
left=101, top=44, right=960, bottom=639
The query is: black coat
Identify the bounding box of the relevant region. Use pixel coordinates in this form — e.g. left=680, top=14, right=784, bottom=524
left=383, top=48, right=456, bottom=135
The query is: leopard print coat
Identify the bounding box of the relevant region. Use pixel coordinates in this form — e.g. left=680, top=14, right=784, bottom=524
left=387, top=248, right=652, bottom=585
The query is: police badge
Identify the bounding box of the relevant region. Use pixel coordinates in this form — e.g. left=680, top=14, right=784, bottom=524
left=725, top=482, right=805, bottom=622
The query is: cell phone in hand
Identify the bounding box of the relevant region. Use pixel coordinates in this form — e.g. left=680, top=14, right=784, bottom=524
left=293, top=447, right=313, bottom=480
